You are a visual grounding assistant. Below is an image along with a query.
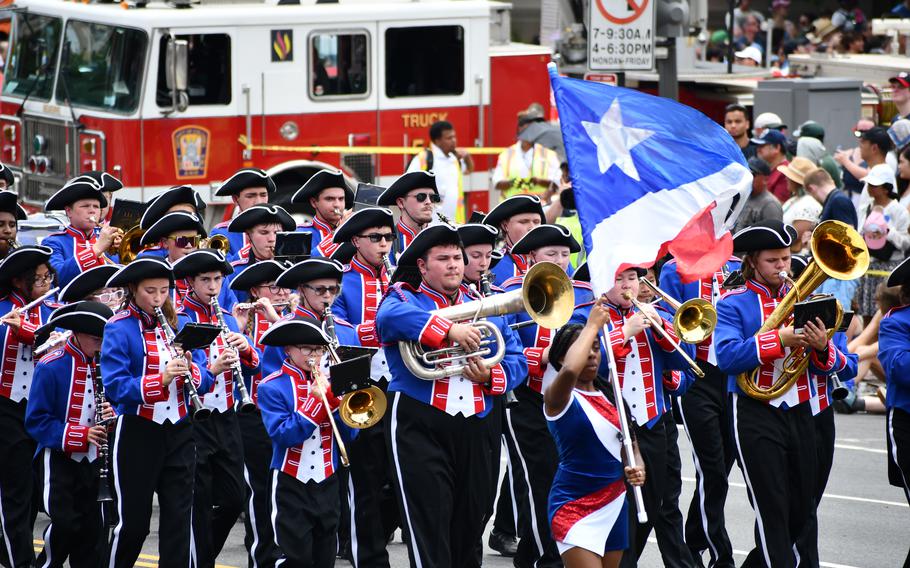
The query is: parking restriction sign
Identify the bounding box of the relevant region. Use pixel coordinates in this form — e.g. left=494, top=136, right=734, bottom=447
left=588, top=0, right=655, bottom=71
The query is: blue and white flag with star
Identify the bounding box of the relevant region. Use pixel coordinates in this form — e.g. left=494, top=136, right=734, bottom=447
left=548, top=63, right=751, bottom=293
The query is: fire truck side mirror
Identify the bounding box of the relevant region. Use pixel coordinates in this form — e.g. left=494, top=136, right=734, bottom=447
left=165, top=38, right=189, bottom=112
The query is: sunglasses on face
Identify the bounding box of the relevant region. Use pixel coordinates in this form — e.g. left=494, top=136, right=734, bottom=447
left=358, top=232, right=395, bottom=243
left=166, top=235, right=201, bottom=248
left=303, top=284, right=341, bottom=295
left=410, top=192, right=441, bottom=204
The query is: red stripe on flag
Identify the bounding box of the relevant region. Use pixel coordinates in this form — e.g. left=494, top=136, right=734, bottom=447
left=667, top=203, right=733, bottom=284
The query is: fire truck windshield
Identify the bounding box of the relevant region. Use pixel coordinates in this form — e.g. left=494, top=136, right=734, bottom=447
left=56, top=21, right=147, bottom=113
left=2, top=13, right=62, bottom=101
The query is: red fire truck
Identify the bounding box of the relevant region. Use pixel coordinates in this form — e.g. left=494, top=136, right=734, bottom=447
left=0, top=0, right=553, bottom=217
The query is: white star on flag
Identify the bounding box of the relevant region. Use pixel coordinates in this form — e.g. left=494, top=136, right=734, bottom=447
left=582, top=98, right=655, bottom=181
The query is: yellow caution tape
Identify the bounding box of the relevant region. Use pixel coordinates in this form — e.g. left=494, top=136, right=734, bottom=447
left=237, top=135, right=507, bottom=156
left=865, top=269, right=892, bottom=277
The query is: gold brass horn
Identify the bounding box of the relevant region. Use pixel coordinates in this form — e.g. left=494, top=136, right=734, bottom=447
left=400, top=261, right=574, bottom=380
left=117, top=225, right=149, bottom=264
left=202, top=234, right=230, bottom=254
left=736, top=220, right=869, bottom=402
left=340, top=386, right=388, bottom=429
left=639, top=278, right=717, bottom=344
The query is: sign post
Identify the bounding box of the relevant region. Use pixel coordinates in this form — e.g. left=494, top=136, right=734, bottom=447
left=588, top=0, right=656, bottom=72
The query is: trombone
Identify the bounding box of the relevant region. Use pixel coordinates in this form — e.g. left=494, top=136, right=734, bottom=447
left=622, top=291, right=704, bottom=378
left=638, top=278, right=717, bottom=344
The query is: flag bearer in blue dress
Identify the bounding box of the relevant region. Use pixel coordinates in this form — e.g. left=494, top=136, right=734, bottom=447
left=544, top=302, right=646, bottom=568
left=210, top=168, right=276, bottom=259
left=173, top=249, right=261, bottom=567
left=26, top=301, right=116, bottom=568
left=376, top=224, right=527, bottom=568
left=482, top=195, right=545, bottom=286
left=257, top=319, right=353, bottom=568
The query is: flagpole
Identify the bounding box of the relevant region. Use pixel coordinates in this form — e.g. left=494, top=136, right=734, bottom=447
left=598, top=328, right=648, bottom=524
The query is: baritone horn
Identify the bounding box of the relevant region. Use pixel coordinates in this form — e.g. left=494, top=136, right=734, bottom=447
left=736, top=220, right=869, bottom=402
left=638, top=278, right=717, bottom=344
left=400, top=261, right=574, bottom=380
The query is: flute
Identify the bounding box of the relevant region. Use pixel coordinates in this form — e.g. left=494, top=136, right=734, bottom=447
left=234, top=301, right=290, bottom=311
left=19, top=287, right=59, bottom=312
left=34, top=330, right=73, bottom=356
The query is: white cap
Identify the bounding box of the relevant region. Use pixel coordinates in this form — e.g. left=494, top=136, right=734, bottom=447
left=754, top=112, right=784, bottom=129
left=734, top=46, right=763, bottom=65
left=862, top=163, right=897, bottom=189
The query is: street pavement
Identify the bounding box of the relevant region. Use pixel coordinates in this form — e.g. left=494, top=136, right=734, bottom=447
left=32, top=412, right=908, bottom=567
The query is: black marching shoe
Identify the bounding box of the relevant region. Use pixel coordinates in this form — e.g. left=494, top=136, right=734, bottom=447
left=488, top=530, right=518, bottom=557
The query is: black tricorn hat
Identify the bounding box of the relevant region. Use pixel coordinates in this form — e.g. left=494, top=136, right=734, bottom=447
left=276, top=258, right=344, bottom=289
left=48, top=301, right=114, bottom=337
left=887, top=256, right=910, bottom=287
left=377, top=171, right=438, bottom=206
left=333, top=207, right=395, bottom=244
left=732, top=220, right=798, bottom=253
left=510, top=224, right=581, bottom=255
left=141, top=186, right=206, bottom=230
left=227, top=204, right=296, bottom=233
left=291, top=169, right=354, bottom=215
left=45, top=180, right=107, bottom=212
left=106, top=256, right=174, bottom=288
left=79, top=171, right=124, bottom=193
left=573, top=261, right=589, bottom=282
left=0, top=190, right=27, bottom=221
left=0, top=162, right=14, bottom=188
left=58, top=264, right=121, bottom=303
left=260, top=319, right=329, bottom=347
left=330, top=242, right=357, bottom=266
left=215, top=168, right=277, bottom=197
left=457, top=223, right=498, bottom=248
left=229, top=259, right=288, bottom=292
left=140, top=212, right=207, bottom=247
left=790, top=254, right=811, bottom=280
left=483, top=195, right=545, bottom=228
left=172, top=249, right=234, bottom=279
left=392, top=225, right=464, bottom=284
left=0, top=245, right=52, bottom=286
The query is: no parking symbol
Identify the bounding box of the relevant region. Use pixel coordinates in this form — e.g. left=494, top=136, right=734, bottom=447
left=589, top=0, right=655, bottom=71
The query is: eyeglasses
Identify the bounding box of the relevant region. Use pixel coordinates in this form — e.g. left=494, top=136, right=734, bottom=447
left=166, top=235, right=201, bottom=248
left=254, top=283, right=289, bottom=294
left=357, top=232, right=395, bottom=243
left=93, top=289, right=125, bottom=304
left=410, top=192, right=441, bottom=204
left=32, top=273, right=53, bottom=285
left=292, top=346, right=326, bottom=357
left=303, top=284, right=341, bottom=295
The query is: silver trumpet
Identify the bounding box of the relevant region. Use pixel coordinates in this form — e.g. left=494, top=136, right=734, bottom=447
left=210, top=296, right=256, bottom=413
left=154, top=307, right=211, bottom=420
left=400, top=262, right=573, bottom=380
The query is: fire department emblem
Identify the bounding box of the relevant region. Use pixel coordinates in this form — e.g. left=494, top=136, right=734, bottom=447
left=271, top=29, right=293, bottom=62
left=172, top=126, right=211, bottom=179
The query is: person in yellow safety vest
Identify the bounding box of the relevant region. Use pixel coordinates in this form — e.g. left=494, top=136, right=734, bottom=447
left=544, top=164, right=585, bottom=270
left=408, top=120, right=474, bottom=224
left=492, top=125, right=562, bottom=202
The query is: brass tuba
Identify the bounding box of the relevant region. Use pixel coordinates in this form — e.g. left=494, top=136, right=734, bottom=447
left=400, top=261, right=574, bottom=380
left=639, top=277, right=717, bottom=344
left=736, top=221, right=869, bottom=402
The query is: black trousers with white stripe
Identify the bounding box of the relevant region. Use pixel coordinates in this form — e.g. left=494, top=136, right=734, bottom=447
left=0, top=397, right=37, bottom=568
left=107, top=416, right=195, bottom=568
left=621, top=411, right=694, bottom=568
left=794, top=406, right=836, bottom=568
left=886, top=407, right=910, bottom=568
left=239, top=409, right=280, bottom=568
left=678, top=363, right=736, bottom=568
left=34, top=448, right=105, bottom=568
left=271, top=471, right=339, bottom=568
left=503, top=385, right=561, bottom=568
left=386, top=392, right=492, bottom=568
left=192, top=408, right=246, bottom=567
left=733, top=395, right=817, bottom=568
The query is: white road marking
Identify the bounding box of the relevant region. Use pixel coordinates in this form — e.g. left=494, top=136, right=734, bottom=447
left=834, top=443, right=887, bottom=454
left=681, top=477, right=909, bottom=508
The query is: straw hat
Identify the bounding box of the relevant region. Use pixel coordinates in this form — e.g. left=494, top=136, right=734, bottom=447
left=776, top=157, right=818, bottom=186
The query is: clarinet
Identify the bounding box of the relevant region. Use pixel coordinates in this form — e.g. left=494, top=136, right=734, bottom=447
left=154, top=307, right=211, bottom=420
left=91, top=357, right=114, bottom=503
left=479, top=272, right=493, bottom=297
left=380, top=253, right=394, bottom=278
left=210, top=296, right=255, bottom=413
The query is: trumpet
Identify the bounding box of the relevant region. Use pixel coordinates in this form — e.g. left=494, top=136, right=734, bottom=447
left=622, top=291, right=704, bottom=378
left=201, top=234, right=231, bottom=255
left=154, top=307, right=212, bottom=420
left=90, top=357, right=114, bottom=504
left=91, top=216, right=125, bottom=255
left=638, top=278, right=717, bottom=344
left=308, top=357, right=349, bottom=468
left=736, top=221, right=869, bottom=402
left=211, top=296, right=256, bottom=413
left=400, top=261, right=573, bottom=380
left=34, top=330, right=73, bottom=357
left=117, top=225, right=149, bottom=264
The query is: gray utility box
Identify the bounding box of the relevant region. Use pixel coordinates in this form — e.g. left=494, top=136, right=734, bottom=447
left=754, top=78, right=863, bottom=153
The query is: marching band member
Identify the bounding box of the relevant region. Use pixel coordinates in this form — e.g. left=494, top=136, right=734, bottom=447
left=330, top=206, right=398, bottom=567
left=482, top=195, right=545, bottom=286
left=174, top=249, right=260, bottom=567
left=80, top=171, right=124, bottom=226
left=100, top=257, right=212, bottom=568
left=715, top=220, right=847, bottom=568
left=57, top=265, right=122, bottom=307
left=500, top=224, right=590, bottom=568
left=572, top=268, right=695, bottom=568
left=0, top=246, right=56, bottom=567
left=377, top=171, right=440, bottom=252
left=43, top=179, right=116, bottom=286
left=544, top=306, right=646, bottom=568
left=0, top=190, right=26, bottom=260
left=659, top=252, right=741, bottom=567
left=139, top=185, right=207, bottom=231
left=211, top=168, right=276, bottom=258
left=0, top=162, right=14, bottom=190
left=376, top=224, right=527, bottom=567
left=226, top=204, right=297, bottom=303
left=875, top=256, right=910, bottom=567
left=257, top=319, right=353, bottom=568
left=229, top=260, right=291, bottom=568
left=25, top=301, right=116, bottom=568
left=293, top=169, right=354, bottom=258
left=457, top=223, right=500, bottom=296
left=139, top=212, right=238, bottom=310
